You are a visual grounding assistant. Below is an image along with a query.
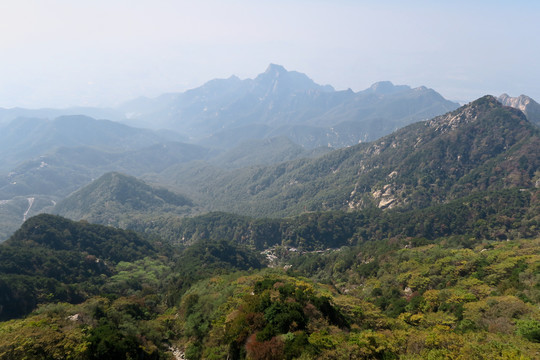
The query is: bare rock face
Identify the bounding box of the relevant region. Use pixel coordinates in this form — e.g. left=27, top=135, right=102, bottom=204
left=498, top=93, right=540, bottom=126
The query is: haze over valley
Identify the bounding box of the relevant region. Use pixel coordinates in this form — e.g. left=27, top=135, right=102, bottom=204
left=0, top=64, right=466, bottom=239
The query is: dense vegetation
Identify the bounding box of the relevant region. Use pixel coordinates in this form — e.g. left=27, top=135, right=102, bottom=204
left=1, top=235, right=538, bottom=359
left=1, top=96, right=540, bottom=359
left=133, top=188, right=539, bottom=249
left=0, top=214, right=160, bottom=320
left=172, top=242, right=540, bottom=359
left=54, top=172, right=195, bottom=228
left=1, top=203, right=539, bottom=359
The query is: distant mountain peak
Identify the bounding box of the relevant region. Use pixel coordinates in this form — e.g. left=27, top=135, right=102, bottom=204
left=499, top=93, right=530, bottom=102
left=116, top=65, right=457, bottom=146
left=498, top=93, right=540, bottom=126
left=253, top=64, right=335, bottom=95
left=369, top=81, right=394, bottom=90
left=264, top=63, right=287, bottom=76
left=498, top=93, right=533, bottom=111
left=471, top=94, right=499, bottom=105
left=367, top=81, right=411, bottom=95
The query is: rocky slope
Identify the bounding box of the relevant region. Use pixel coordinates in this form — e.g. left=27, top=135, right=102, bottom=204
left=155, top=95, right=540, bottom=216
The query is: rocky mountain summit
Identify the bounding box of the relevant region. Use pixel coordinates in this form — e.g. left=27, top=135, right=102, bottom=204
left=498, top=93, right=540, bottom=126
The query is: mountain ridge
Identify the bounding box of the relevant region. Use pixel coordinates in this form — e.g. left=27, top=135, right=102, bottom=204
left=0, top=115, right=174, bottom=171
left=152, top=95, right=540, bottom=217
left=119, top=64, right=459, bottom=148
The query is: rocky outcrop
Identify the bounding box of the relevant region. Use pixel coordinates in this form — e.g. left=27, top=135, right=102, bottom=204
left=498, top=93, right=540, bottom=126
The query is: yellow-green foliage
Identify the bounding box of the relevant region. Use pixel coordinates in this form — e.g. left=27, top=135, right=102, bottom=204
left=191, top=239, right=540, bottom=359
left=0, top=296, right=174, bottom=360
left=1, top=236, right=539, bottom=359
left=0, top=303, right=90, bottom=360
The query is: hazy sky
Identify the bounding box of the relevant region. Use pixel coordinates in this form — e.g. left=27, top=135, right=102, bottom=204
left=1, top=0, right=539, bottom=108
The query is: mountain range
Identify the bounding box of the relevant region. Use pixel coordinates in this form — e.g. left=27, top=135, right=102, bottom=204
left=0, top=115, right=181, bottom=171
left=120, top=64, right=460, bottom=148
left=0, top=65, right=468, bottom=241
left=1, top=93, right=539, bottom=242
left=1, top=66, right=540, bottom=359
left=0, top=64, right=460, bottom=152
left=42, top=95, right=539, bottom=251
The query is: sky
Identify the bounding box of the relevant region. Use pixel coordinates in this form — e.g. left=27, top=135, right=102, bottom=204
left=0, top=0, right=539, bottom=108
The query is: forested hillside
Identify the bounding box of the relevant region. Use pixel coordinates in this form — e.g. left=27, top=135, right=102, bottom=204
left=151, top=96, right=540, bottom=217
left=132, top=188, right=538, bottom=249
left=0, top=228, right=538, bottom=359
left=54, top=172, right=195, bottom=227
left=0, top=214, right=159, bottom=320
